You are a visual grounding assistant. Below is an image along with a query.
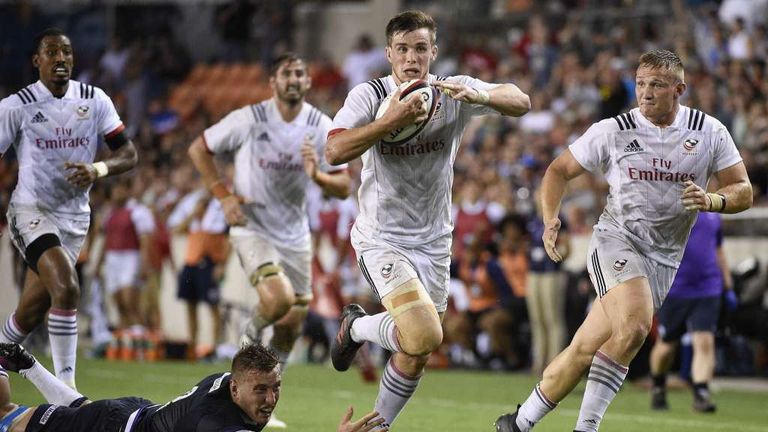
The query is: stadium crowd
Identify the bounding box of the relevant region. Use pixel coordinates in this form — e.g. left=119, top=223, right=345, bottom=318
left=0, top=0, right=766, bottom=378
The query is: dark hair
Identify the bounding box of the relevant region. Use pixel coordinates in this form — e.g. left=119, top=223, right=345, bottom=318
left=498, top=213, right=528, bottom=235
left=385, top=10, right=436, bottom=45
left=269, top=52, right=304, bottom=77
left=638, top=49, right=684, bottom=80
left=34, top=28, right=69, bottom=53
left=232, top=344, right=280, bottom=376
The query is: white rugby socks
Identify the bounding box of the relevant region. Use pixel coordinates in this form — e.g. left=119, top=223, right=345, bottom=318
left=47, top=309, right=78, bottom=389
left=19, top=362, right=82, bottom=406
left=351, top=312, right=400, bottom=352
left=574, top=351, right=628, bottom=432
left=0, top=314, right=27, bottom=344
left=373, top=358, right=421, bottom=429
left=516, top=383, right=558, bottom=431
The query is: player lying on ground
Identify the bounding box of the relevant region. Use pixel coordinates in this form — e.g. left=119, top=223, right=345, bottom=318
left=0, top=343, right=385, bottom=432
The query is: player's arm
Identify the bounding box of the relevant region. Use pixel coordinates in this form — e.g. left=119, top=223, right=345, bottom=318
left=326, top=86, right=428, bottom=165
left=433, top=81, right=531, bottom=117
left=188, top=136, right=245, bottom=226
left=65, top=133, right=138, bottom=188
left=540, top=149, right=587, bottom=262
left=301, top=137, right=351, bottom=198
left=682, top=162, right=752, bottom=214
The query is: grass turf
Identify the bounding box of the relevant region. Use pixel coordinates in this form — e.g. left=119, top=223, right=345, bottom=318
left=6, top=357, right=768, bottom=431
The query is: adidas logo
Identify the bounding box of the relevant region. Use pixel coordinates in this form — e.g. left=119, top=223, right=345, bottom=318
left=256, top=132, right=270, bottom=142
left=58, top=366, right=73, bottom=374
left=31, top=111, right=48, bottom=123
left=624, top=139, right=642, bottom=152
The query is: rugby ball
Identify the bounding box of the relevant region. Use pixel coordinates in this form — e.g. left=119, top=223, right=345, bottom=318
left=375, top=79, right=438, bottom=145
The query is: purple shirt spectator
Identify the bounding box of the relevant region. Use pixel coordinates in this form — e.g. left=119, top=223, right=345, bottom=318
left=668, top=213, right=723, bottom=298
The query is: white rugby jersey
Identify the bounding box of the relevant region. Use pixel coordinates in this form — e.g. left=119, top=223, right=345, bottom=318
left=570, top=105, right=742, bottom=267
left=331, top=74, right=496, bottom=245
left=0, top=80, right=124, bottom=220
left=204, top=99, right=343, bottom=248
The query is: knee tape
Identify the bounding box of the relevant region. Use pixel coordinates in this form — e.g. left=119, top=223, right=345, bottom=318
left=250, top=262, right=284, bottom=286
left=383, top=279, right=434, bottom=319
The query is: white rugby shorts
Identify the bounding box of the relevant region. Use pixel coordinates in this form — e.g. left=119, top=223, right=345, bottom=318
left=351, top=226, right=451, bottom=313
left=103, top=250, right=141, bottom=294
left=586, top=227, right=678, bottom=310
left=6, top=204, right=89, bottom=269
left=229, top=228, right=312, bottom=300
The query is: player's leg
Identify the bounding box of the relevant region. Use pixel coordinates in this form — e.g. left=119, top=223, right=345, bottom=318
left=231, top=234, right=295, bottom=345
left=496, top=299, right=612, bottom=432
left=37, top=215, right=89, bottom=389
left=271, top=304, right=308, bottom=369
left=34, top=248, right=81, bottom=388
left=5, top=210, right=80, bottom=388
left=269, top=246, right=312, bottom=368
left=689, top=295, right=720, bottom=413
left=0, top=344, right=85, bottom=408
left=573, top=276, right=654, bottom=432
left=2, top=271, right=50, bottom=344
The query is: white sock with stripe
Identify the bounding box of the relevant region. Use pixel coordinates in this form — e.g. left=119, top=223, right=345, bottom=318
left=19, top=362, right=83, bottom=406
left=516, top=383, right=558, bottom=431
left=373, top=358, right=421, bottom=429
left=350, top=312, right=400, bottom=352
left=0, top=314, right=28, bottom=344
left=47, top=309, right=78, bottom=389
left=574, top=351, right=629, bottom=432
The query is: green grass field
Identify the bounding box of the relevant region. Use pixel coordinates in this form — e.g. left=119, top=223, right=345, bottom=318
left=6, top=357, right=768, bottom=431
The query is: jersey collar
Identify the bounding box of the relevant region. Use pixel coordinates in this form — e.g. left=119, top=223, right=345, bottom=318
left=633, top=104, right=688, bottom=130
left=32, top=79, right=79, bottom=100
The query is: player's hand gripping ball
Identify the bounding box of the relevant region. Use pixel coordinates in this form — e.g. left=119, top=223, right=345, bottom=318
left=375, top=79, right=438, bottom=145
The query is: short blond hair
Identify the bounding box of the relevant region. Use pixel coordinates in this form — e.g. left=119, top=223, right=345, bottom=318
left=638, top=49, right=685, bottom=82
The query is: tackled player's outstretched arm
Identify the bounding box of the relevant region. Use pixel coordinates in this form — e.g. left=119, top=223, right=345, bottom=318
left=713, top=161, right=752, bottom=213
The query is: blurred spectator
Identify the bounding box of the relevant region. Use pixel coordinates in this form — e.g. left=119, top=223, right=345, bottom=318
left=174, top=194, right=229, bottom=359
left=0, top=0, right=49, bottom=92
left=214, top=0, right=255, bottom=62
left=452, top=179, right=494, bottom=260
left=341, top=34, right=388, bottom=90
left=100, top=37, right=130, bottom=86
left=726, top=17, right=752, bottom=61
left=526, top=192, right=571, bottom=374
left=95, top=179, right=156, bottom=337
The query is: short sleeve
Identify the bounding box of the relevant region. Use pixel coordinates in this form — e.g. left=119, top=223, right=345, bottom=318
left=568, top=122, right=609, bottom=173
left=0, top=98, right=22, bottom=155
left=94, top=87, right=124, bottom=137
left=331, top=83, right=378, bottom=133
left=316, top=114, right=347, bottom=172
left=446, top=75, right=498, bottom=117
left=203, top=107, right=254, bottom=154
left=131, top=204, right=156, bottom=235
left=711, top=124, right=742, bottom=172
